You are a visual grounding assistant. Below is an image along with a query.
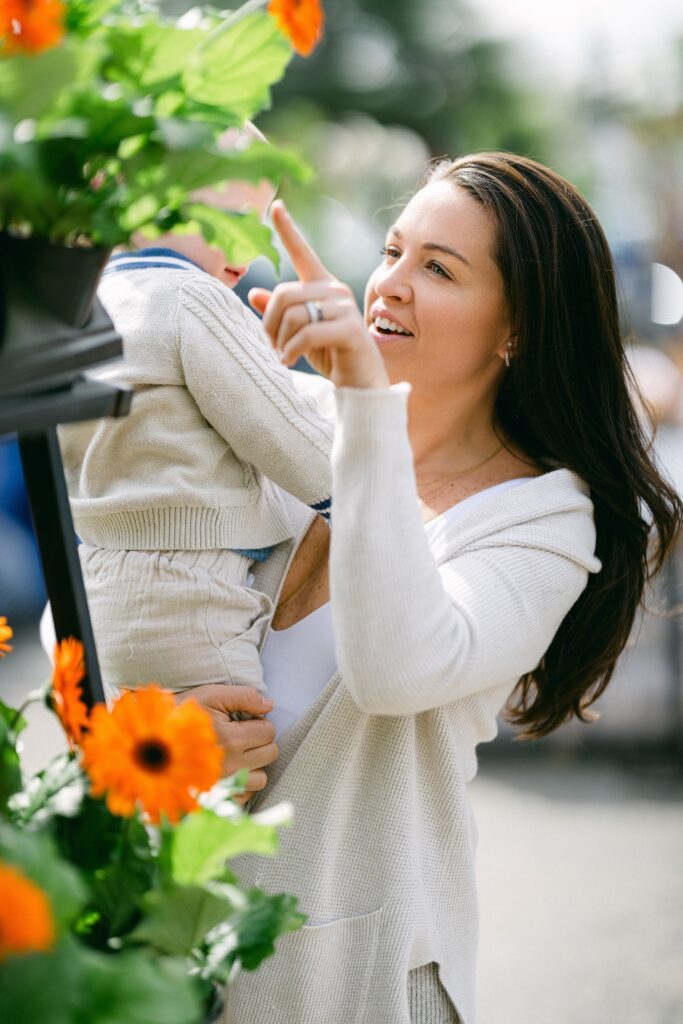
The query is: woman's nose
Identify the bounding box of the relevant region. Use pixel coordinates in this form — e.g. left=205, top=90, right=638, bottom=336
left=374, top=261, right=412, bottom=303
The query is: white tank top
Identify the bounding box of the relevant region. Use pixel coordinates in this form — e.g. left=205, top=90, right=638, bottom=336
left=262, top=478, right=530, bottom=737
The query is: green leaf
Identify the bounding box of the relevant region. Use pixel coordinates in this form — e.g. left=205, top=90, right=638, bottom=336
left=0, top=41, right=97, bottom=123
left=129, top=882, right=237, bottom=956
left=183, top=12, right=292, bottom=120
left=183, top=204, right=280, bottom=269
left=83, top=815, right=156, bottom=940
left=171, top=809, right=280, bottom=885
left=74, top=949, right=202, bottom=1024
left=0, top=822, right=86, bottom=927
left=102, top=20, right=203, bottom=92
left=0, top=936, right=84, bottom=1024
left=48, top=88, right=156, bottom=152
left=65, top=0, right=123, bottom=37
left=0, top=700, right=27, bottom=737
left=204, top=889, right=306, bottom=977
left=55, top=794, right=144, bottom=872
left=0, top=701, right=26, bottom=816
left=119, top=192, right=165, bottom=232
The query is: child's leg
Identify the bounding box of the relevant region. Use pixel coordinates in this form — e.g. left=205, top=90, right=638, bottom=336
left=79, top=546, right=272, bottom=695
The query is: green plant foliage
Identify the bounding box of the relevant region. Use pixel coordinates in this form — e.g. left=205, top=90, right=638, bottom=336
left=184, top=204, right=281, bottom=268
left=0, top=1, right=313, bottom=262
left=0, top=664, right=303, bottom=1021
left=0, top=700, right=26, bottom=815
left=203, top=888, right=306, bottom=976
left=0, top=936, right=85, bottom=1024
left=74, top=949, right=202, bottom=1024
left=183, top=13, right=291, bottom=118
left=130, top=881, right=239, bottom=956
left=170, top=808, right=281, bottom=884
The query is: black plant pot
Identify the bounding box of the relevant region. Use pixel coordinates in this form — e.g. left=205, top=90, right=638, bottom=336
left=0, top=233, right=122, bottom=397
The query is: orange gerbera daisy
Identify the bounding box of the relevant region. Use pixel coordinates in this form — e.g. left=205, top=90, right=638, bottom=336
left=51, top=637, right=90, bottom=749
left=0, top=616, right=13, bottom=657
left=0, top=862, right=55, bottom=961
left=0, top=0, right=66, bottom=56
left=81, top=686, right=223, bottom=825
left=268, top=0, right=324, bottom=57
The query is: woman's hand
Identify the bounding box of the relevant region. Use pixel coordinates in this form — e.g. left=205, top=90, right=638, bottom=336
left=249, top=200, right=390, bottom=390
left=175, top=685, right=277, bottom=805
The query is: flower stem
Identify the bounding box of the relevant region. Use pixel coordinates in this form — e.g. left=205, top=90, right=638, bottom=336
left=10, top=687, right=46, bottom=732
left=198, top=0, right=269, bottom=52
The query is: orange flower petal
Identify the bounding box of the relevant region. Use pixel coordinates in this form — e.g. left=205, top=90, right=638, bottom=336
left=0, top=616, right=13, bottom=657
left=0, top=862, right=55, bottom=961
left=0, top=0, right=66, bottom=55
left=268, top=0, right=324, bottom=57
left=81, top=686, right=223, bottom=825
left=51, top=638, right=90, bottom=748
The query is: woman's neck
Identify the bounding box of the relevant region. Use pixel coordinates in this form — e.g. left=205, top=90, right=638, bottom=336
left=407, top=384, right=500, bottom=476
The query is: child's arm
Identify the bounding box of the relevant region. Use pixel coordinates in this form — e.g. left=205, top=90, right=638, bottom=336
left=178, top=278, right=333, bottom=512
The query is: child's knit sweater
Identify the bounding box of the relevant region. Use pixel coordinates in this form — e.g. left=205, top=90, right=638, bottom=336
left=59, top=249, right=333, bottom=552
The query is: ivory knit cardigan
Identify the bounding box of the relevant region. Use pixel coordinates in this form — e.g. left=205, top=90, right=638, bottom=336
left=223, top=379, right=602, bottom=1024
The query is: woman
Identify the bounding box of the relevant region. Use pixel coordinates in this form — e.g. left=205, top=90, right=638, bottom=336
left=197, top=153, right=681, bottom=1023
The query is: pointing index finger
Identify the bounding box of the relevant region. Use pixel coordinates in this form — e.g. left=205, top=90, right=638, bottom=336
left=271, top=199, right=331, bottom=283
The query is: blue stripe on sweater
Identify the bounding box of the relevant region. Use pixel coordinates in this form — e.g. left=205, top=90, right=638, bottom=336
left=104, top=248, right=206, bottom=274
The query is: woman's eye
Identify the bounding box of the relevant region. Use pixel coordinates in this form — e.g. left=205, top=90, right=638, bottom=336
left=427, top=260, right=449, bottom=279
left=379, top=246, right=400, bottom=260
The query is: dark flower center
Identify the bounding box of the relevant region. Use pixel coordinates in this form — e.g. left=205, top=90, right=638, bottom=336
left=134, top=739, right=171, bottom=772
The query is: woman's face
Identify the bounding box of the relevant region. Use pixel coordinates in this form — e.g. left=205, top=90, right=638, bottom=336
left=364, top=180, right=511, bottom=394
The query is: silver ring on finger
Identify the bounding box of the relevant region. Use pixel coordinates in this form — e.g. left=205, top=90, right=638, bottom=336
left=305, top=299, right=324, bottom=323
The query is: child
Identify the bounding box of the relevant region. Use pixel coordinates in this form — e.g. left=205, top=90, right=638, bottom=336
left=59, top=127, right=333, bottom=703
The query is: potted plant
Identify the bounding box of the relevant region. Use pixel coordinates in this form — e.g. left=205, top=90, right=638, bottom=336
left=0, top=622, right=305, bottom=1023
left=0, top=0, right=323, bottom=391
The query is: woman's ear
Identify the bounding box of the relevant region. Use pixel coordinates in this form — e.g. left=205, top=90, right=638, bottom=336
left=497, top=336, right=516, bottom=366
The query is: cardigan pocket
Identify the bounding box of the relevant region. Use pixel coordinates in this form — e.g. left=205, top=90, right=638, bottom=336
left=223, top=906, right=388, bottom=1024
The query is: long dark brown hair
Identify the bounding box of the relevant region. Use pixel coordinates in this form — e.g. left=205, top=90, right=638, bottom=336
left=429, top=152, right=683, bottom=738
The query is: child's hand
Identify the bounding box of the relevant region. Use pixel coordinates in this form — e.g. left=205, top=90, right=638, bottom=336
left=248, top=200, right=389, bottom=390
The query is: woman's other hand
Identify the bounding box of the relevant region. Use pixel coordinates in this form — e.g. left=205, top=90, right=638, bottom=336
left=175, top=685, right=278, bottom=805
left=249, top=200, right=390, bottom=390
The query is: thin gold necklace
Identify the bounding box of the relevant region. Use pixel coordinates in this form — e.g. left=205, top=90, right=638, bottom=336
left=418, top=441, right=505, bottom=490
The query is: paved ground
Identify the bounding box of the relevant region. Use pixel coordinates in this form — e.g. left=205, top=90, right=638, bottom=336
left=471, top=751, right=683, bottom=1024
left=2, top=625, right=683, bottom=1024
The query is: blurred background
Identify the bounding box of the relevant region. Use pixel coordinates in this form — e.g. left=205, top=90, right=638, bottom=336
left=2, top=1, right=682, bottom=1021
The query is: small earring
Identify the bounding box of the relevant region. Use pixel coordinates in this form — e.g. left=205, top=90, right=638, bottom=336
left=504, top=348, right=511, bottom=369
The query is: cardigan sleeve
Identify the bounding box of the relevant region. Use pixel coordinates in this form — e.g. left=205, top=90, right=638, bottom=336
left=330, top=385, right=598, bottom=715
left=178, top=278, right=333, bottom=511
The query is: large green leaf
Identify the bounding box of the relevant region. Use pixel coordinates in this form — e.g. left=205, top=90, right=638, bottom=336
left=170, top=809, right=280, bottom=885
left=183, top=204, right=280, bottom=269
left=74, top=949, right=202, bottom=1024
left=129, top=882, right=237, bottom=956
left=103, top=21, right=205, bottom=91
left=0, top=41, right=98, bottom=123
left=183, top=12, right=292, bottom=120
left=0, top=935, right=84, bottom=1024
left=204, top=889, right=305, bottom=977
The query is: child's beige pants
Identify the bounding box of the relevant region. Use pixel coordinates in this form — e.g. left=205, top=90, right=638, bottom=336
left=79, top=545, right=272, bottom=696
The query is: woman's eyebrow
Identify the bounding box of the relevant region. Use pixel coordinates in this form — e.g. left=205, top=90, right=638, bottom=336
left=389, top=226, right=471, bottom=267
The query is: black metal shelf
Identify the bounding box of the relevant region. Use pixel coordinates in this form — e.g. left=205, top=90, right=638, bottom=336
left=1, top=279, right=128, bottom=708
left=0, top=378, right=132, bottom=436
